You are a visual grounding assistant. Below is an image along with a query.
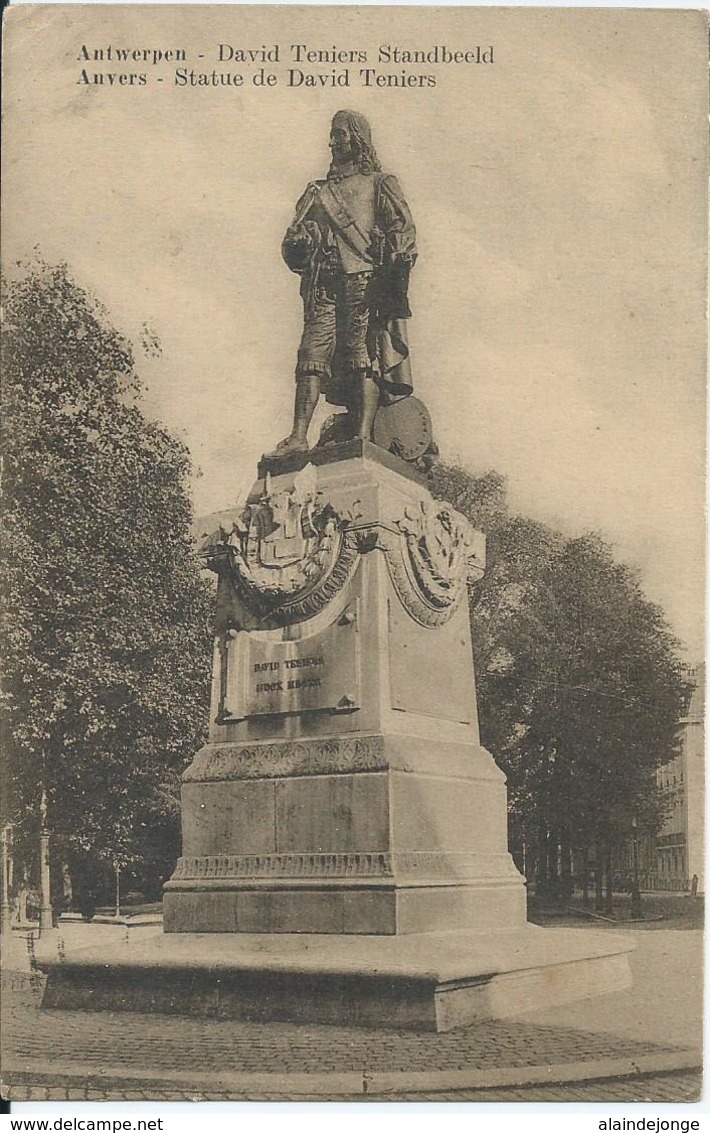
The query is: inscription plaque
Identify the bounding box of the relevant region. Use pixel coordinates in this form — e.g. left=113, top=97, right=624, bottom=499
left=223, top=603, right=360, bottom=719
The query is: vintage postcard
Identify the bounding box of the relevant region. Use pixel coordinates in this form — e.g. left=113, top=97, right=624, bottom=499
left=1, top=3, right=706, bottom=1107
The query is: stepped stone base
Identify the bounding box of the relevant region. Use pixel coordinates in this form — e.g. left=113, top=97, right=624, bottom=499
left=163, top=732, right=527, bottom=935
left=39, top=926, right=635, bottom=1033
left=163, top=879, right=526, bottom=936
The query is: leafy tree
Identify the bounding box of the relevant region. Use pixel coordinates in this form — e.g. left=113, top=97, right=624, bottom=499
left=431, top=462, right=688, bottom=910
left=509, top=533, right=687, bottom=909
left=1, top=261, right=213, bottom=910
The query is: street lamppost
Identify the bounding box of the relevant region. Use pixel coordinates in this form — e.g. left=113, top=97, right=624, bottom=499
left=1, top=824, right=14, bottom=938
left=630, top=816, right=642, bottom=919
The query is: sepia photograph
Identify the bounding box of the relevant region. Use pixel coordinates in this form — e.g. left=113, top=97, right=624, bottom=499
left=0, top=3, right=706, bottom=1107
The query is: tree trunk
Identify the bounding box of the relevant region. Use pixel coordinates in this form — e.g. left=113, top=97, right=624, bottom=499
left=604, top=847, right=614, bottom=914
left=68, top=852, right=101, bottom=922
left=594, top=843, right=604, bottom=911
left=49, top=854, right=66, bottom=927
left=525, top=839, right=537, bottom=889
left=546, top=829, right=561, bottom=904
left=581, top=850, right=590, bottom=906
left=560, top=828, right=573, bottom=902
left=0, top=826, right=13, bottom=938
left=536, top=822, right=548, bottom=900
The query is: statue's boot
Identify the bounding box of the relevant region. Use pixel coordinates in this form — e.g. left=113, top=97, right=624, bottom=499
left=262, top=435, right=310, bottom=460
left=263, top=374, right=320, bottom=460
left=356, top=374, right=380, bottom=441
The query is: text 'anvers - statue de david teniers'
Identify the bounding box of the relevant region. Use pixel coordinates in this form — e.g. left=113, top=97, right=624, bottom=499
left=265, top=108, right=436, bottom=471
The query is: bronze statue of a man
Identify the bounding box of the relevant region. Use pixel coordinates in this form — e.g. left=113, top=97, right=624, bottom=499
left=266, top=110, right=417, bottom=459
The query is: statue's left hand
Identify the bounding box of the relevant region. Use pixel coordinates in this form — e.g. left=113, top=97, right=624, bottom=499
left=286, top=225, right=312, bottom=247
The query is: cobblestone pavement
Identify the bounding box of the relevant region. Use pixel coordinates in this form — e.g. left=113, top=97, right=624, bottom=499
left=1, top=979, right=700, bottom=1103
left=2, top=985, right=687, bottom=1075
left=2, top=1071, right=702, bottom=1103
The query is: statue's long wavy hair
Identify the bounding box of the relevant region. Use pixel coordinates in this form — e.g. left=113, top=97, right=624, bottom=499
left=330, top=110, right=382, bottom=175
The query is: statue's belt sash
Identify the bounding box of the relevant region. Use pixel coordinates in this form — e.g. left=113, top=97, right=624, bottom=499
left=317, top=182, right=374, bottom=264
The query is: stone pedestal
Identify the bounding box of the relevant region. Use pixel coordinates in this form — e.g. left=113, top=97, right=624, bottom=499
left=40, top=442, right=634, bottom=1031
left=163, top=442, right=527, bottom=936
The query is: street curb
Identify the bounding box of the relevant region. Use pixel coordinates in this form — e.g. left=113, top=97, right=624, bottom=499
left=2, top=1048, right=701, bottom=1098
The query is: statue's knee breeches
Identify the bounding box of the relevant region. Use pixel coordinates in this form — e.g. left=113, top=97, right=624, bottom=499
left=297, top=289, right=336, bottom=378
left=296, top=273, right=371, bottom=380
left=337, top=273, right=371, bottom=373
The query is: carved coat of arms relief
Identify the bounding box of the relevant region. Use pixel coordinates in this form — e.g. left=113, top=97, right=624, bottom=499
left=201, top=464, right=360, bottom=624
left=201, top=465, right=484, bottom=630
left=380, top=499, right=485, bottom=627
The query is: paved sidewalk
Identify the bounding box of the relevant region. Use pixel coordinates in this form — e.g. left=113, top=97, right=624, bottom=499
left=1, top=979, right=700, bottom=1102
left=1, top=924, right=702, bottom=1103
left=533, top=930, right=703, bottom=1050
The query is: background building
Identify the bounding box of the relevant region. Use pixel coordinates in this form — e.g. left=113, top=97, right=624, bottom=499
left=644, top=663, right=704, bottom=892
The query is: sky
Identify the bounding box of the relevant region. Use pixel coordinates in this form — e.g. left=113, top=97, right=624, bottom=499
left=3, top=4, right=707, bottom=658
